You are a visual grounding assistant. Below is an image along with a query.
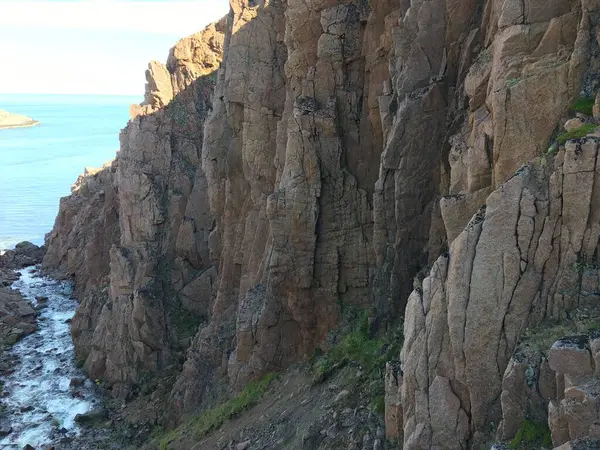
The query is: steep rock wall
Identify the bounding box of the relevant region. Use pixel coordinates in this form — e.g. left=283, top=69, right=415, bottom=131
left=44, top=20, right=225, bottom=398
left=393, top=0, right=600, bottom=448
left=169, top=0, right=398, bottom=415
left=43, top=0, right=600, bottom=444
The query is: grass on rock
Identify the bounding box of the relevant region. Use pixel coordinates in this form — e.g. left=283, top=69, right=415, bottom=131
left=557, top=123, right=598, bottom=144
left=570, top=97, right=595, bottom=116
left=508, top=420, right=552, bottom=450
left=159, top=372, right=278, bottom=450
left=312, top=311, right=402, bottom=387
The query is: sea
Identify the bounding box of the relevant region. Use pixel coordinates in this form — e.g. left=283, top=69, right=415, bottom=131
left=0, top=94, right=140, bottom=251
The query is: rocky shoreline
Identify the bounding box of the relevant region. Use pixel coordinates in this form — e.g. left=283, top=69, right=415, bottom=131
left=0, top=242, right=44, bottom=351
left=0, top=110, right=39, bottom=130
left=0, top=243, right=145, bottom=450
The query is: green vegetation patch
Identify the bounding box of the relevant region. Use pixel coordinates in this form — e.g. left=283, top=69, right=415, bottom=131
left=508, top=420, right=552, bottom=450
left=572, top=261, right=600, bottom=274
left=159, top=372, right=278, bottom=450
left=312, top=312, right=401, bottom=384
left=570, top=97, right=595, bottom=116
left=557, top=123, right=598, bottom=144
left=371, top=395, right=385, bottom=415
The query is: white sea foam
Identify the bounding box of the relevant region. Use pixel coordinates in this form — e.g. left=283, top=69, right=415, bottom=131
left=0, top=267, right=101, bottom=449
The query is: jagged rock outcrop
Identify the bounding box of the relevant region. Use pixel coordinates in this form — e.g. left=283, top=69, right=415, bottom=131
left=43, top=161, right=121, bottom=360
left=170, top=0, right=396, bottom=415
left=398, top=135, right=600, bottom=449
left=44, top=20, right=226, bottom=398
left=548, top=333, right=600, bottom=447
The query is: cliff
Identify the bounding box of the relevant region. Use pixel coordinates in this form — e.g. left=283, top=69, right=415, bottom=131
left=43, top=0, right=600, bottom=448
left=0, top=110, right=39, bottom=129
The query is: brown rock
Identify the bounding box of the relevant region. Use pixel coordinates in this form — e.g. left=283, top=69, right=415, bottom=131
left=594, top=93, right=600, bottom=119
left=401, top=137, right=600, bottom=448
left=43, top=19, right=226, bottom=400
left=549, top=337, right=594, bottom=377
left=565, top=118, right=585, bottom=133
left=384, top=362, right=402, bottom=441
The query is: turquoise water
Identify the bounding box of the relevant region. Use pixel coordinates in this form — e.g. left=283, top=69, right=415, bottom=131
left=0, top=94, right=139, bottom=250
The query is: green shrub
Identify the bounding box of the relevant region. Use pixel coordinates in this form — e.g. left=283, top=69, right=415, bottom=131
left=159, top=372, right=278, bottom=450
left=557, top=123, right=598, bottom=144
left=570, top=97, right=595, bottom=116
left=313, top=311, right=401, bottom=382
left=508, top=420, right=552, bottom=449
left=371, top=395, right=385, bottom=415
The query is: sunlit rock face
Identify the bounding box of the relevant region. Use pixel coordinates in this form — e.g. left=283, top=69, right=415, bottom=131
left=44, top=19, right=226, bottom=399
left=43, top=0, right=600, bottom=445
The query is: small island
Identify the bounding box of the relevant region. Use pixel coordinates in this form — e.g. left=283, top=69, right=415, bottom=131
left=0, top=109, right=40, bottom=129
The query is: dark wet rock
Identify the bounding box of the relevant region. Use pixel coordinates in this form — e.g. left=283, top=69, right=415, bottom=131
left=16, top=322, right=36, bottom=333
left=70, top=377, right=85, bottom=388
left=0, top=424, right=12, bottom=436
left=74, top=408, right=108, bottom=425
left=2, top=315, right=17, bottom=326
left=23, top=445, right=34, bottom=450
left=6, top=333, right=20, bottom=345
left=0, top=242, right=44, bottom=270
left=20, top=405, right=34, bottom=412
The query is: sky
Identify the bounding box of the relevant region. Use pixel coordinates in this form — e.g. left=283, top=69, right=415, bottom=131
left=0, top=0, right=230, bottom=96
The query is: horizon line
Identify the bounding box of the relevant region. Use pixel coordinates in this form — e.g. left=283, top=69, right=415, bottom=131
left=0, top=92, right=144, bottom=97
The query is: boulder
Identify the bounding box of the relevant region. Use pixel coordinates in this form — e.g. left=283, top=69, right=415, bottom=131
left=548, top=337, right=594, bottom=377
left=0, top=242, right=44, bottom=269
left=565, top=118, right=585, bottom=133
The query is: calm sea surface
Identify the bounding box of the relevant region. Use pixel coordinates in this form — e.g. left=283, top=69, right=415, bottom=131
left=0, top=94, right=139, bottom=250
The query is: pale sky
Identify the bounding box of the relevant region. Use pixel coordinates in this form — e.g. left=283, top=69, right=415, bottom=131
left=0, top=0, right=230, bottom=95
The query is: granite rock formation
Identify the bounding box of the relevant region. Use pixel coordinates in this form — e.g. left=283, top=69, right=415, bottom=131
left=42, top=0, right=600, bottom=447
left=44, top=19, right=225, bottom=398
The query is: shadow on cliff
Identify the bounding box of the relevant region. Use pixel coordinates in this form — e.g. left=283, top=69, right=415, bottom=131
left=42, top=17, right=230, bottom=413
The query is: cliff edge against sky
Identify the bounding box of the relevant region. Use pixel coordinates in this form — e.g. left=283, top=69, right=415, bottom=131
left=42, top=0, right=600, bottom=448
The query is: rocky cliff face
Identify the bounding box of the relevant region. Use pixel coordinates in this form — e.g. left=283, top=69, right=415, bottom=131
left=44, top=20, right=225, bottom=398
left=43, top=0, right=600, bottom=447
